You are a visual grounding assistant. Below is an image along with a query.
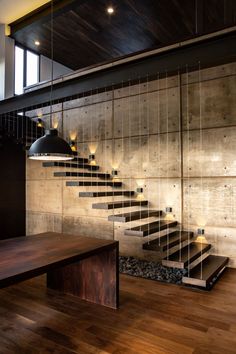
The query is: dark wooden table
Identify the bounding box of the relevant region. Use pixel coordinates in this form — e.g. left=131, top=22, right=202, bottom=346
left=0, top=232, right=119, bottom=309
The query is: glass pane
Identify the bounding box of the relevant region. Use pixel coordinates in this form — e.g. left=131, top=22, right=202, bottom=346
left=26, top=51, right=39, bottom=87
left=14, top=46, right=24, bottom=95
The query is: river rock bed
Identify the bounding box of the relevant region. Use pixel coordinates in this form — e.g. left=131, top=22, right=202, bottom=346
left=119, top=256, right=187, bottom=284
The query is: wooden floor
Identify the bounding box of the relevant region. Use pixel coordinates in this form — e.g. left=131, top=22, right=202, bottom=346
left=0, top=270, right=236, bottom=354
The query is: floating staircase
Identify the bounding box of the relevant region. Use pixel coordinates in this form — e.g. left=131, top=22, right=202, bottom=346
left=108, top=210, right=162, bottom=223
left=162, top=242, right=211, bottom=269
left=92, top=200, right=148, bottom=209
left=143, top=230, right=194, bottom=252
left=54, top=171, right=110, bottom=178
left=41, top=150, right=229, bottom=290
left=43, top=161, right=99, bottom=170
left=79, top=191, right=135, bottom=197
left=66, top=181, right=122, bottom=187
left=124, top=220, right=178, bottom=237
left=73, top=157, right=89, bottom=163
left=182, top=255, right=229, bottom=289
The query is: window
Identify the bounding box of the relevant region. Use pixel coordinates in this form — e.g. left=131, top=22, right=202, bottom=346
left=14, top=45, right=39, bottom=95
left=26, top=51, right=39, bottom=87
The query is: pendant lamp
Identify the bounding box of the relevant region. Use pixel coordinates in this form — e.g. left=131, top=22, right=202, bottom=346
left=28, top=129, right=73, bottom=160
left=28, top=0, right=73, bottom=161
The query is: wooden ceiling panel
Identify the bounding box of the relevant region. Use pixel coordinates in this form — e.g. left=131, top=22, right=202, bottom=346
left=10, top=0, right=236, bottom=70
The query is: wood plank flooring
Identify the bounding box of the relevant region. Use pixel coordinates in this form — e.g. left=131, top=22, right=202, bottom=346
left=0, top=270, right=236, bottom=353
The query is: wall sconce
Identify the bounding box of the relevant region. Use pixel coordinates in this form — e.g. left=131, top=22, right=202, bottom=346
left=89, top=154, right=96, bottom=165
left=136, top=187, right=143, bottom=194
left=196, top=228, right=207, bottom=243
left=89, top=154, right=95, bottom=161
left=51, top=114, right=59, bottom=129
left=165, top=207, right=172, bottom=213
left=37, top=118, right=43, bottom=128
left=70, top=141, right=77, bottom=152
left=111, top=169, right=118, bottom=177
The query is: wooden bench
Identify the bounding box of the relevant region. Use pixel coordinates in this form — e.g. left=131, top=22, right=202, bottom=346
left=0, top=232, right=119, bottom=309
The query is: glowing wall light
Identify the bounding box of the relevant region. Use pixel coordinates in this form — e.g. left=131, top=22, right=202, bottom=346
left=37, top=118, right=43, bottom=128
left=196, top=228, right=207, bottom=243
left=70, top=141, right=77, bottom=152
left=88, top=142, right=98, bottom=155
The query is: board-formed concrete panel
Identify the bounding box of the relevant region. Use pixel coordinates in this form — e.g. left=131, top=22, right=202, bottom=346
left=114, top=87, right=180, bottom=138
left=63, top=101, right=113, bottom=142
left=183, top=126, right=236, bottom=177
left=25, top=103, right=63, bottom=119
left=63, top=215, right=114, bottom=240
left=26, top=211, right=62, bottom=234
left=183, top=178, right=236, bottom=227
left=182, top=75, right=236, bottom=130
left=76, top=140, right=113, bottom=173
left=63, top=91, right=113, bottom=110
left=26, top=180, right=63, bottom=214
left=113, top=133, right=181, bottom=178
left=114, top=75, right=179, bottom=99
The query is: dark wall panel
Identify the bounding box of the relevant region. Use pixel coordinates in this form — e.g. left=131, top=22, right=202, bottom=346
left=0, top=139, right=25, bottom=239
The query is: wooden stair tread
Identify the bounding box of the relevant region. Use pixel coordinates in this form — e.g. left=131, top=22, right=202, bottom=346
left=79, top=191, right=135, bottom=197
left=66, top=181, right=122, bottom=187
left=72, top=157, right=89, bottom=163
left=124, top=220, right=177, bottom=237
left=143, top=230, right=194, bottom=251
left=162, top=242, right=211, bottom=269
left=108, top=210, right=162, bottom=223
left=92, top=200, right=148, bottom=209
left=42, top=162, right=99, bottom=170
left=54, top=171, right=110, bottom=178
left=182, top=255, right=229, bottom=287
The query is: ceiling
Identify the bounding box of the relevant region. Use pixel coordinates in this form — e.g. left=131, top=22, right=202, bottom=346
left=0, top=0, right=50, bottom=24
left=9, top=0, right=236, bottom=71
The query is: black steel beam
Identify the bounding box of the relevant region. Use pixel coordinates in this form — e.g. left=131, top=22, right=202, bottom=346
left=1, top=32, right=236, bottom=115
left=10, top=0, right=79, bottom=34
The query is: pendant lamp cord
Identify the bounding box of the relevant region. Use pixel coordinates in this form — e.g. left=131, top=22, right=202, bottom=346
left=50, top=0, right=54, bottom=128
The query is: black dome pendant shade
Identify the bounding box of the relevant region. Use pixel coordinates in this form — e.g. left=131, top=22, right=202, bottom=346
left=28, top=129, right=74, bottom=161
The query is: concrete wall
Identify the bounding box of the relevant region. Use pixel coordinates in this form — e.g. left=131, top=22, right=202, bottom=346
left=0, top=25, right=14, bottom=100
left=26, top=61, right=236, bottom=267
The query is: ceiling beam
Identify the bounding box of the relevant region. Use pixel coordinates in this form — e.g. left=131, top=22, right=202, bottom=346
left=0, top=30, right=236, bottom=115
left=10, top=0, right=80, bottom=34
left=195, top=0, right=204, bottom=34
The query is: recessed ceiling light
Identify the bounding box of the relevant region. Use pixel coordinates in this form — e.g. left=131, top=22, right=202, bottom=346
left=107, top=6, right=114, bottom=14
left=35, top=40, right=40, bottom=46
